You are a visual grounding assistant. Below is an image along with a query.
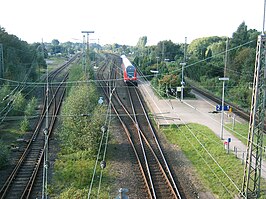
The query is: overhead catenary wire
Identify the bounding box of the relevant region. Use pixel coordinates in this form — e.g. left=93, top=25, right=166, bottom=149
left=151, top=76, right=265, bottom=171
left=180, top=124, right=237, bottom=198
left=142, top=80, right=266, bottom=152
left=137, top=73, right=246, bottom=195
left=135, top=39, right=266, bottom=152
left=96, top=91, right=113, bottom=198
left=87, top=72, right=117, bottom=199
left=182, top=121, right=243, bottom=194
left=0, top=38, right=256, bottom=90
left=0, top=44, right=48, bottom=121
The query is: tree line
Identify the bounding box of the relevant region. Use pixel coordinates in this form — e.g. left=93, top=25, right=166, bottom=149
left=123, top=22, right=260, bottom=110
left=0, top=26, right=47, bottom=82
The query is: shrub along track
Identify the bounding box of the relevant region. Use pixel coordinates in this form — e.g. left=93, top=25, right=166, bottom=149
left=0, top=54, right=79, bottom=199
left=96, top=54, right=184, bottom=198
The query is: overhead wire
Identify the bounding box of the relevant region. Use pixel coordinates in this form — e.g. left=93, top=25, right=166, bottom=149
left=87, top=62, right=117, bottom=199
left=96, top=87, right=115, bottom=198
left=0, top=38, right=257, bottom=91
left=137, top=72, right=245, bottom=195
left=0, top=44, right=46, bottom=120
left=143, top=39, right=256, bottom=82
left=142, top=78, right=265, bottom=153
left=0, top=57, right=42, bottom=124
left=181, top=126, right=237, bottom=197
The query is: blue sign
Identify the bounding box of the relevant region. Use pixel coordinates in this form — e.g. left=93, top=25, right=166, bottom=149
left=224, top=105, right=230, bottom=111
left=216, top=105, right=230, bottom=111
left=228, top=138, right=231, bottom=142
left=216, top=105, right=221, bottom=111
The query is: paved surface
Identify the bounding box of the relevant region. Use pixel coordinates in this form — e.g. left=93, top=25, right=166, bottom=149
left=138, top=80, right=266, bottom=179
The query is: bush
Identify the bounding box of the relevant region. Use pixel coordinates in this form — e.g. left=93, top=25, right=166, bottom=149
left=25, top=97, right=37, bottom=116
left=0, top=140, right=9, bottom=168
left=59, top=83, right=105, bottom=155
left=20, top=116, right=30, bottom=132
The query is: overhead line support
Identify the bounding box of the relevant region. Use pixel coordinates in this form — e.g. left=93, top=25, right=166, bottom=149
left=242, top=34, right=266, bottom=199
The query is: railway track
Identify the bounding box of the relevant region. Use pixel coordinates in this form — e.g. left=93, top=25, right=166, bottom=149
left=188, top=80, right=266, bottom=133
left=188, top=81, right=249, bottom=119
left=97, top=54, right=183, bottom=198
left=0, top=54, right=79, bottom=199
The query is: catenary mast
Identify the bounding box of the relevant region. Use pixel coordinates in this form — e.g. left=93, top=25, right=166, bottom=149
left=241, top=0, right=266, bottom=198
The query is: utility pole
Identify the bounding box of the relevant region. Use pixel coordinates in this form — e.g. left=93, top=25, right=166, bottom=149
left=156, top=57, right=159, bottom=77
left=242, top=1, right=266, bottom=197
left=81, top=31, right=94, bottom=79
left=219, top=38, right=229, bottom=140
left=42, top=40, right=49, bottom=199
left=0, top=43, right=4, bottom=79
left=180, top=37, right=187, bottom=101
left=162, top=41, right=165, bottom=61
left=82, top=35, right=86, bottom=73
left=224, top=38, right=229, bottom=77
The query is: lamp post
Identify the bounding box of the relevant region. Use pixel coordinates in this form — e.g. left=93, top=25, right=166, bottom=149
left=82, top=35, right=86, bottom=73
left=180, top=37, right=187, bottom=101
left=42, top=127, right=48, bottom=199
left=219, top=77, right=229, bottom=140
left=156, top=57, right=159, bottom=76
left=81, top=31, right=94, bottom=79
left=180, top=62, right=186, bottom=101
left=42, top=40, right=49, bottom=199
left=219, top=37, right=229, bottom=140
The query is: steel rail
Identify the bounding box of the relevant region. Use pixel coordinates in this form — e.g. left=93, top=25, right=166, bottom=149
left=96, top=54, right=182, bottom=198
left=133, top=87, right=182, bottom=198
left=96, top=54, right=153, bottom=198
left=20, top=75, right=68, bottom=198
left=0, top=55, right=76, bottom=199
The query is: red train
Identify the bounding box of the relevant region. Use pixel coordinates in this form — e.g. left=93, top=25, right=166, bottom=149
left=121, top=55, right=138, bottom=86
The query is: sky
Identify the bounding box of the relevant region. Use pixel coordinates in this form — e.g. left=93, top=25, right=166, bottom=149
left=0, top=0, right=264, bottom=46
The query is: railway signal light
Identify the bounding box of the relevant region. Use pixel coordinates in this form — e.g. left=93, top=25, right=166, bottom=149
left=43, top=128, right=48, bottom=135
left=101, top=125, right=108, bottom=133
left=98, top=97, right=104, bottom=105
left=100, top=160, right=106, bottom=169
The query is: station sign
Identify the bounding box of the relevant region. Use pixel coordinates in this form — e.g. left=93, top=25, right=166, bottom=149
left=216, top=105, right=230, bottom=111
left=150, top=70, right=159, bottom=74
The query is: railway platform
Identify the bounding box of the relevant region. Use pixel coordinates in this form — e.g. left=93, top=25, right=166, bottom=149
left=138, top=80, right=266, bottom=180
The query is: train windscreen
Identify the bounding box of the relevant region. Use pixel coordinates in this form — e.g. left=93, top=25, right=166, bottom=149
left=126, top=66, right=135, bottom=78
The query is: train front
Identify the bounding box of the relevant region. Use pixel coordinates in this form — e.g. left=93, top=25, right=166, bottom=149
left=121, top=55, right=138, bottom=86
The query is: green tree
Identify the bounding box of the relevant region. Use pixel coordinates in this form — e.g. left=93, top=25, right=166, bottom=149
left=52, top=39, right=60, bottom=46
left=10, top=92, right=26, bottom=116
left=231, top=22, right=248, bottom=48
left=51, top=39, right=62, bottom=54
left=136, top=36, right=147, bottom=48
left=0, top=26, right=44, bottom=81
left=187, top=36, right=225, bottom=60
left=25, top=97, right=37, bottom=116
left=156, top=40, right=182, bottom=61
left=20, top=116, right=30, bottom=132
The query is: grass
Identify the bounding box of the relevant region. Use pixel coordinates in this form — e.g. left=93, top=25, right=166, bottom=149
left=49, top=150, right=114, bottom=199
left=0, top=121, right=24, bottom=144
left=225, top=121, right=266, bottom=160
left=47, top=56, right=67, bottom=67
left=225, top=122, right=249, bottom=145
left=0, top=120, right=24, bottom=168
left=161, top=123, right=266, bottom=199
